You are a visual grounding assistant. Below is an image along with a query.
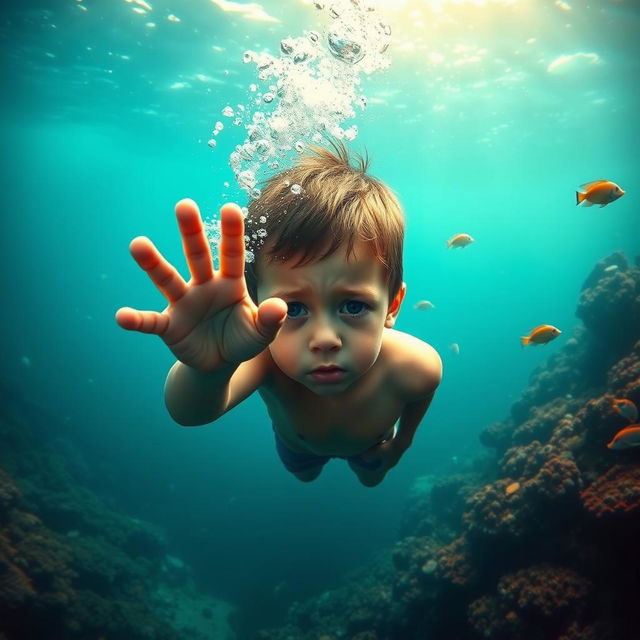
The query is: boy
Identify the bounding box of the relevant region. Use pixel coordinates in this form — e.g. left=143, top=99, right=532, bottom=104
left=116, top=143, right=442, bottom=487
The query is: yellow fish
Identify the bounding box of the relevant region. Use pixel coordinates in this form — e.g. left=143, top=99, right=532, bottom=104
left=520, top=324, right=562, bottom=347
left=446, top=233, right=474, bottom=248
left=612, top=398, right=638, bottom=423
left=576, top=180, right=625, bottom=207
left=607, top=424, right=640, bottom=450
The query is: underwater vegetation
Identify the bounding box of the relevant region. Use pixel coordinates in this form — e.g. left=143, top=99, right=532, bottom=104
left=249, top=250, right=640, bottom=639
left=1, top=249, right=639, bottom=639
left=0, top=391, right=234, bottom=639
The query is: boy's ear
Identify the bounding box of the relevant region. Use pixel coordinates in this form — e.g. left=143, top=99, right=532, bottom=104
left=385, top=282, right=406, bottom=328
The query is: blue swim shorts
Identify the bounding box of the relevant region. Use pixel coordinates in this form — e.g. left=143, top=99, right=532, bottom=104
left=273, top=429, right=393, bottom=473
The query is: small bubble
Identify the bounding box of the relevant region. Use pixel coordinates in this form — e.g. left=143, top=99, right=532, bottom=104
left=223, top=181, right=229, bottom=188
left=249, top=83, right=258, bottom=92
left=344, top=125, right=358, bottom=141
left=251, top=187, right=262, bottom=199
left=243, top=51, right=254, bottom=63
left=257, top=228, right=267, bottom=238
left=207, top=139, right=217, bottom=148
left=329, top=6, right=340, bottom=19
left=294, top=141, right=305, bottom=153
left=257, top=56, right=273, bottom=71
left=215, top=121, right=224, bottom=131
left=246, top=250, right=255, bottom=263
left=328, top=26, right=365, bottom=64
left=238, top=144, right=255, bottom=161
left=269, top=160, right=280, bottom=169
left=280, top=38, right=294, bottom=56
left=263, top=92, right=274, bottom=103
left=233, top=117, right=243, bottom=126
left=291, top=184, right=302, bottom=195
left=308, top=30, right=320, bottom=43
left=255, top=139, right=272, bottom=156
left=238, top=170, right=256, bottom=190
left=259, top=215, right=267, bottom=223
left=314, top=1, right=324, bottom=9
left=222, top=106, right=234, bottom=117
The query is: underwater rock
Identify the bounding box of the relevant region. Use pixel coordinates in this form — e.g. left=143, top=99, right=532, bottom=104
left=435, top=535, right=478, bottom=590
left=468, top=563, right=591, bottom=639
left=580, top=464, right=640, bottom=521
left=576, top=252, right=640, bottom=355
left=399, top=473, right=480, bottom=541
left=0, top=386, right=231, bottom=640
left=464, top=442, right=582, bottom=545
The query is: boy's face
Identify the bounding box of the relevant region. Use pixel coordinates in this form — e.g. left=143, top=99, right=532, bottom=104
left=257, top=240, right=405, bottom=396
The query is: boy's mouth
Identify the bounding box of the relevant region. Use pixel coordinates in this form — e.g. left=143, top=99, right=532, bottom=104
left=309, top=365, right=346, bottom=384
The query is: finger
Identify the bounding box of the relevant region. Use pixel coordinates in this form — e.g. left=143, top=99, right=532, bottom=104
left=175, top=198, right=214, bottom=285
left=219, top=203, right=246, bottom=279
left=115, top=307, right=170, bottom=335
left=255, top=297, right=288, bottom=342
left=129, top=236, right=188, bottom=303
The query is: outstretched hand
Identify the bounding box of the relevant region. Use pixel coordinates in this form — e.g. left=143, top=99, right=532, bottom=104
left=115, top=199, right=287, bottom=372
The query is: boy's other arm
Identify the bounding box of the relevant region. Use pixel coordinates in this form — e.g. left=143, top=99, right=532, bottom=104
left=395, top=391, right=436, bottom=452
left=394, top=342, right=442, bottom=452
left=164, top=349, right=271, bottom=426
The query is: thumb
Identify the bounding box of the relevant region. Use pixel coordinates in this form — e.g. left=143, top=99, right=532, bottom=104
left=255, top=297, right=288, bottom=342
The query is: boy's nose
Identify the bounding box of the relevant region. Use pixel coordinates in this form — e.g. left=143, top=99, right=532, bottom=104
left=308, top=321, right=342, bottom=352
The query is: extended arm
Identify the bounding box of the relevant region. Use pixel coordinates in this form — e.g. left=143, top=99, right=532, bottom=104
left=116, top=199, right=286, bottom=425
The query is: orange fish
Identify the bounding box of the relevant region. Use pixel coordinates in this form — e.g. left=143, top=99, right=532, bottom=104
left=576, top=180, right=625, bottom=207
left=612, top=398, right=638, bottom=423
left=446, top=233, right=474, bottom=248
left=607, top=424, right=640, bottom=450
left=520, top=324, right=561, bottom=347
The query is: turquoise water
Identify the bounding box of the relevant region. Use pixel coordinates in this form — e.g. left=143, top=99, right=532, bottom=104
left=1, top=0, right=638, bottom=632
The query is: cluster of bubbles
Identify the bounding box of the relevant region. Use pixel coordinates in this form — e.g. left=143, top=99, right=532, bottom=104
left=206, top=0, right=392, bottom=262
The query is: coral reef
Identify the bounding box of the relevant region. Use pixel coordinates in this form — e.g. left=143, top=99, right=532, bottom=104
left=253, top=253, right=640, bottom=640
left=467, top=564, right=591, bottom=639
left=0, top=386, right=234, bottom=640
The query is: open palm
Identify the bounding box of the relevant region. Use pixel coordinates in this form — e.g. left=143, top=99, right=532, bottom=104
left=115, top=199, right=286, bottom=372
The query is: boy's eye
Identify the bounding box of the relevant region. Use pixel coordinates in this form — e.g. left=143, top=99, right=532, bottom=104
left=340, top=300, right=369, bottom=316
left=286, top=302, right=307, bottom=318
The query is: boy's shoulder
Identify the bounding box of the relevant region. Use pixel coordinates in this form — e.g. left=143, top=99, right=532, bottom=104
left=381, top=329, right=442, bottom=401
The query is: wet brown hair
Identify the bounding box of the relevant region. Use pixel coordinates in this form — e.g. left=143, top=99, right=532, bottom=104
left=244, top=139, right=405, bottom=304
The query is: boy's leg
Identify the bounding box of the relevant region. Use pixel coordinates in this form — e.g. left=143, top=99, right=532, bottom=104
left=273, top=429, right=330, bottom=483
left=292, top=466, right=324, bottom=483
left=347, top=459, right=387, bottom=488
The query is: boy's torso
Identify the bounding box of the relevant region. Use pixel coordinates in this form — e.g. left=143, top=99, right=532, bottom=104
left=259, top=329, right=428, bottom=457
